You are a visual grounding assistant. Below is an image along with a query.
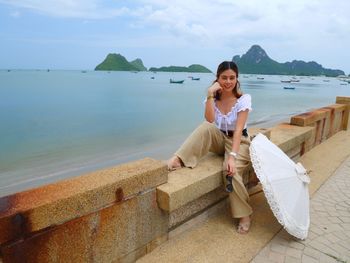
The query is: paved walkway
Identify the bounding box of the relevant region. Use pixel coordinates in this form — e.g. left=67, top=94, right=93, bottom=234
left=252, top=156, right=350, bottom=263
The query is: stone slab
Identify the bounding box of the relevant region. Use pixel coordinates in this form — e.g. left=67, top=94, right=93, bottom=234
left=157, top=154, right=223, bottom=212
left=1, top=212, right=98, bottom=263
left=336, top=96, right=350, bottom=130
left=291, top=108, right=330, bottom=127
left=0, top=158, right=167, bottom=245
left=93, top=190, right=168, bottom=262
left=157, top=128, right=270, bottom=213
left=169, top=187, right=227, bottom=229
left=269, top=123, right=314, bottom=153
left=1, top=190, right=168, bottom=263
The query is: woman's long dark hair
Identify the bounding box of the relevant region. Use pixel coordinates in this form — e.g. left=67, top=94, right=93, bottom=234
left=214, top=61, right=242, bottom=100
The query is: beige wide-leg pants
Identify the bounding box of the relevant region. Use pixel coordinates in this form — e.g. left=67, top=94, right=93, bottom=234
left=175, top=121, right=253, bottom=218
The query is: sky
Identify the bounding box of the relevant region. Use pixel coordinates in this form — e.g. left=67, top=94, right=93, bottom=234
left=0, top=0, right=349, bottom=74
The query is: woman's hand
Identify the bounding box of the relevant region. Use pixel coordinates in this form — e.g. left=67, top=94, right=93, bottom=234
left=227, top=156, right=236, bottom=176
left=208, top=82, right=222, bottom=96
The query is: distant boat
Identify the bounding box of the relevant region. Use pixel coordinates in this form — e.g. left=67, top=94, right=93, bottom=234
left=81, top=70, right=87, bottom=73
left=283, top=87, right=295, bottom=90
left=281, top=80, right=292, bottom=83
left=323, top=79, right=330, bottom=82
left=191, top=77, right=200, bottom=80
left=257, top=77, right=264, bottom=80
left=151, top=76, right=155, bottom=79
left=170, top=79, right=185, bottom=84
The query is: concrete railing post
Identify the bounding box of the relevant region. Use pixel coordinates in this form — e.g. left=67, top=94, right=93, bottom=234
left=336, top=96, right=350, bottom=130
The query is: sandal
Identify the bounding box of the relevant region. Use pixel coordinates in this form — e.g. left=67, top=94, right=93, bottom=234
left=167, top=156, right=183, bottom=171
left=237, top=217, right=251, bottom=234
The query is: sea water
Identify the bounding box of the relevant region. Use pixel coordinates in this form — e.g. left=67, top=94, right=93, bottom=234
left=0, top=69, right=349, bottom=197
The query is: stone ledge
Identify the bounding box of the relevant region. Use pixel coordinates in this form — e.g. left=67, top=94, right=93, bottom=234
left=157, top=154, right=223, bottom=212
left=156, top=125, right=313, bottom=214
left=169, top=187, right=227, bottom=229
left=336, top=96, right=350, bottom=130
left=0, top=158, right=167, bottom=245
left=1, top=189, right=169, bottom=263
left=269, top=123, right=314, bottom=153
left=156, top=128, right=270, bottom=213
left=290, top=104, right=346, bottom=127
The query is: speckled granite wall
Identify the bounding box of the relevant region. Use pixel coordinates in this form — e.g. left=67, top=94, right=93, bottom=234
left=0, top=158, right=168, bottom=263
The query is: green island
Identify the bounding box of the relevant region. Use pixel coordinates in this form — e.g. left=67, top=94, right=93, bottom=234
left=95, top=53, right=147, bottom=71
left=95, top=46, right=344, bottom=76
left=95, top=53, right=211, bottom=73
left=233, top=45, right=344, bottom=77
left=149, top=64, right=212, bottom=73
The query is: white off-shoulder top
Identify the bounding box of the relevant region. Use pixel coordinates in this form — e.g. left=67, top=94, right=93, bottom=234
left=205, top=94, right=252, bottom=134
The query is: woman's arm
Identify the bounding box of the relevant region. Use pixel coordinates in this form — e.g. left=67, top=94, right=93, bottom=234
left=231, top=110, right=249, bottom=153
left=205, top=82, right=222, bottom=122
left=227, top=110, right=249, bottom=175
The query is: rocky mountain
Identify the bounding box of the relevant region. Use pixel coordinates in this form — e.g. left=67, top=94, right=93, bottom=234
left=232, top=45, right=344, bottom=77
left=130, top=58, right=147, bottom=71
left=95, top=54, right=146, bottom=71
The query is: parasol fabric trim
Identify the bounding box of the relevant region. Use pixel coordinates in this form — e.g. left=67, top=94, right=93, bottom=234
left=249, top=134, right=309, bottom=240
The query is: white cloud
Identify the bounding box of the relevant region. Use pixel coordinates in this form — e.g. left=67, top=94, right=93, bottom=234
left=3, top=0, right=349, bottom=42
left=126, top=0, right=350, bottom=70
left=10, top=10, right=21, bottom=18
left=134, top=0, right=350, bottom=46
left=1, top=0, right=349, bottom=71
left=0, top=0, right=130, bottom=19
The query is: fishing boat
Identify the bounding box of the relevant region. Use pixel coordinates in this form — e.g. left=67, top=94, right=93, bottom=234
left=191, top=77, right=200, bottom=80
left=281, top=80, right=292, bottom=83
left=257, top=77, right=264, bottom=80
left=283, top=87, right=295, bottom=90
left=170, top=79, right=185, bottom=84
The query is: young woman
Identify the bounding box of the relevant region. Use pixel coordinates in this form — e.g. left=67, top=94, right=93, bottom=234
left=167, top=61, right=252, bottom=234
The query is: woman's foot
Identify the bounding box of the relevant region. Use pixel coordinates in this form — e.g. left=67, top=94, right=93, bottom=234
left=167, top=155, right=183, bottom=171
left=237, top=216, right=251, bottom=234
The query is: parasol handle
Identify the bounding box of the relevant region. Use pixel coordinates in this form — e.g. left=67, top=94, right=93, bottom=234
left=295, top=162, right=311, bottom=184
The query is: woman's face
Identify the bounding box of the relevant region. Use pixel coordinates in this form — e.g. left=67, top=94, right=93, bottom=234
left=218, top=69, right=237, bottom=92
